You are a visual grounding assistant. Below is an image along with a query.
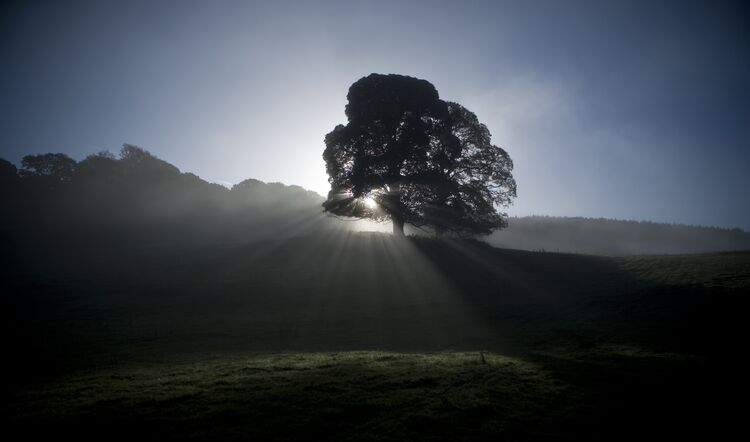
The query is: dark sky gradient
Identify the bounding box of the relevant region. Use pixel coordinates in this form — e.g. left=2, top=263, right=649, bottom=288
left=2, top=0, right=748, bottom=230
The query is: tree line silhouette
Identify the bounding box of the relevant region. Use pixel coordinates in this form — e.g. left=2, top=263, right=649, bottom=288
left=2, top=144, right=746, bottom=266
left=1, top=145, right=333, bottom=266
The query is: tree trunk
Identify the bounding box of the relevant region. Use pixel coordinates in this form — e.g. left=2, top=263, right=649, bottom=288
left=392, top=214, right=405, bottom=237
left=389, top=181, right=405, bottom=238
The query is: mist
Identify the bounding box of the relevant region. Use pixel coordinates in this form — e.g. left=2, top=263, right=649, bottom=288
left=3, top=0, right=749, bottom=230
left=3, top=132, right=748, bottom=442
left=3, top=1, right=750, bottom=440
left=489, top=216, right=750, bottom=256
left=4, top=147, right=746, bottom=265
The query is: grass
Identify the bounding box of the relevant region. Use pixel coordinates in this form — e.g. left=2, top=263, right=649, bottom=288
left=618, top=251, right=750, bottom=288
left=3, top=349, right=699, bottom=441
left=2, top=233, right=748, bottom=439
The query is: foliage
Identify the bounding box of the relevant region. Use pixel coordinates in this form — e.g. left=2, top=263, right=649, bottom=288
left=0, top=145, right=333, bottom=248
left=19, top=153, right=77, bottom=188
left=0, top=158, right=18, bottom=182
left=322, top=73, right=516, bottom=236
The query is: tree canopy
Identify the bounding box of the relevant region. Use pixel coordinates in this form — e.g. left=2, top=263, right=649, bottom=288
left=0, top=145, right=334, bottom=250
left=20, top=153, right=77, bottom=180
left=322, top=73, right=516, bottom=236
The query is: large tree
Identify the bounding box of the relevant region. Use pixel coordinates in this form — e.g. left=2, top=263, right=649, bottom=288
left=322, top=73, right=516, bottom=236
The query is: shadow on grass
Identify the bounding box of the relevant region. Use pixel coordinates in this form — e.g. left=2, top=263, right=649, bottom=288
left=2, top=234, right=748, bottom=383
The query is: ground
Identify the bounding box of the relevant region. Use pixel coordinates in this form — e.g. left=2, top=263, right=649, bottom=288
left=2, top=234, right=748, bottom=440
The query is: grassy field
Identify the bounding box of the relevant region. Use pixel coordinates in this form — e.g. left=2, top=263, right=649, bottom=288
left=3, top=349, right=727, bottom=441
left=2, top=233, right=748, bottom=440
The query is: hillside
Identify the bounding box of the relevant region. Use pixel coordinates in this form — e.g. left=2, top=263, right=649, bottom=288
left=1, top=146, right=340, bottom=253
left=5, top=232, right=748, bottom=363
left=4, top=147, right=749, bottom=257
left=488, top=215, right=750, bottom=255
left=3, top=232, right=748, bottom=439
left=3, top=147, right=749, bottom=439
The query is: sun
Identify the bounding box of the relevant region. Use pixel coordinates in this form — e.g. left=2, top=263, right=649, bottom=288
left=362, top=196, right=378, bottom=209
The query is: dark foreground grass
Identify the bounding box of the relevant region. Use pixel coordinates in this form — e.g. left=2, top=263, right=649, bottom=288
left=2, top=347, right=735, bottom=441
left=2, top=235, right=748, bottom=440
left=4, top=352, right=570, bottom=441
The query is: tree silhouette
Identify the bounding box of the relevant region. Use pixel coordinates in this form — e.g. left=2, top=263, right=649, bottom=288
left=322, top=73, right=516, bottom=236
left=20, top=153, right=77, bottom=181
left=0, top=159, right=18, bottom=184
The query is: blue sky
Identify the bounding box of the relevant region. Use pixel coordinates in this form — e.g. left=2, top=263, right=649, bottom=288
left=2, top=0, right=748, bottom=229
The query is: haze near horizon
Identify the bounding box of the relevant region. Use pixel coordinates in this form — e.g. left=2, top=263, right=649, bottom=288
left=1, top=0, right=748, bottom=229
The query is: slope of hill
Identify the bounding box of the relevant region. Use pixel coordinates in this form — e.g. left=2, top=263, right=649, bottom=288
left=1, top=146, right=341, bottom=256
left=6, top=231, right=748, bottom=361
left=4, top=147, right=748, bottom=256
left=2, top=232, right=748, bottom=440
left=3, top=147, right=749, bottom=439
left=488, top=215, right=750, bottom=255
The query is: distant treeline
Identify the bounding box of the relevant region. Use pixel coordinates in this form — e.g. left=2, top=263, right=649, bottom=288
left=488, top=216, right=750, bottom=256
left=3, top=146, right=748, bottom=260
left=0, top=145, right=336, bottom=266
